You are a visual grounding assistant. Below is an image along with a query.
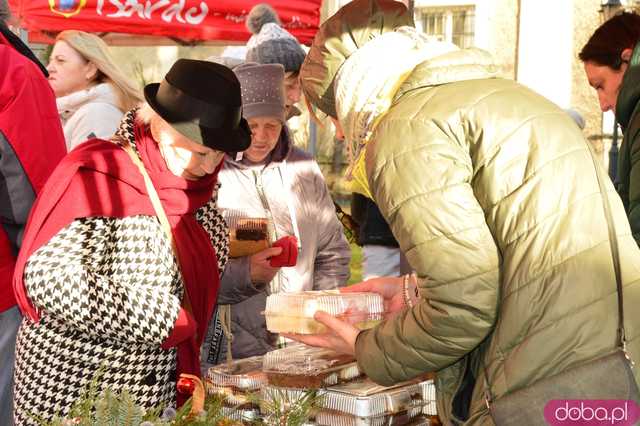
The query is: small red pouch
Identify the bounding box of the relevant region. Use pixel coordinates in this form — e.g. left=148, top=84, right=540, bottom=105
left=269, top=236, right=299, bottom=267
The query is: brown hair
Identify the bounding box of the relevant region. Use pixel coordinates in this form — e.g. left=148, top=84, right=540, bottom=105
left=579, top=12, right=640, bottom=69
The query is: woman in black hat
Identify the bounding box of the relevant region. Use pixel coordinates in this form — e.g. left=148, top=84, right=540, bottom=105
left=11, top=59, right=250, bottom=423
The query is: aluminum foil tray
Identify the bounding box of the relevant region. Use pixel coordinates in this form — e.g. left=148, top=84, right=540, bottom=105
left=318, top=377, right=436, bottom=418
left=221, top=405, right=262, bottom=423
left=315, top=406, right=426, bottom=426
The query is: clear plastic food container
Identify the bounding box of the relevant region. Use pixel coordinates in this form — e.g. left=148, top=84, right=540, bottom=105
left=226, top=214, right=273, bottom=258
left=206, top=356, right=266, bottom=406
left=265, top=291, right=384, bottom=334
left=315, top=407, right=426, bottom=426
left=262, top=345, right=363, bottom=388
left=317, top=377, right=436, bottom=418
left=262, top=385, right=316, bottom=402
left=221, top=405, right=262, bottom=424
left=420, top=381, right=437, bottom=416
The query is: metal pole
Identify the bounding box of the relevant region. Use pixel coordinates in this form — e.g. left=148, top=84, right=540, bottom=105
left=309, top=116, right=317, bottom=157
left=332, top=136, right=342, bottom=174
left=514, top=0, right=522, bottom=81
left=18, top=28, right=28, bottom=46
left=609, top=124, right=619, bottom=182
left=600, top=1, right=623, bottom=183
left=407, top=0, right=414, bottom=16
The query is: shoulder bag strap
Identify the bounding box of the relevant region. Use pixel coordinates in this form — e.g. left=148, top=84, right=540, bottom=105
left=589, top=144, right=626, bottom=349
left=120, top=140, right=195, bottom=317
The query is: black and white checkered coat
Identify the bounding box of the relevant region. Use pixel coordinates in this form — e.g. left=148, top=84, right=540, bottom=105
left=13, top=113, right=229, bottom=424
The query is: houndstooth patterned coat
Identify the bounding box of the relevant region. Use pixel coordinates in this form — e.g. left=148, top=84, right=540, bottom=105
left=13, top=113, right=229, bottom=424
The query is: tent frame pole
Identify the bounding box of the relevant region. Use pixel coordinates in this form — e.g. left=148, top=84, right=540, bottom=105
left=18, top=27, right=28, bottom=45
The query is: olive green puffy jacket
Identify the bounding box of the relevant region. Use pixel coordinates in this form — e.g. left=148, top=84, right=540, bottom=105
left=332, top=33, right=640, bottom=425
left=615, top=42, right=640, bottom=246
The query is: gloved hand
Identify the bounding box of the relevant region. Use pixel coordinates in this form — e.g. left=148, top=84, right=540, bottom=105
left=269, top=236, right=299, bottom=267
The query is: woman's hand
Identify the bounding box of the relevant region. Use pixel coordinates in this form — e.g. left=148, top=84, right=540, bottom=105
left=342, top=276, right=406, bottom=317
left=249, top=246, right=282, bottom=284
left=283, top=311, right=360, bottom=356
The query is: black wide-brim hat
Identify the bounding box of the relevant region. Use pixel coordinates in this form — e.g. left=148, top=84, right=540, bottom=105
left=144, top=59, right=251, bottom=153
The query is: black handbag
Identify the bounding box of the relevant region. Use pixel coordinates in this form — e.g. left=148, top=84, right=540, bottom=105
left=483, top=146, right=640, bottom=426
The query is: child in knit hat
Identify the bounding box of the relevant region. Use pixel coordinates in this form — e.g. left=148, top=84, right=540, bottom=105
left=245, top=3, right=306, bottom=118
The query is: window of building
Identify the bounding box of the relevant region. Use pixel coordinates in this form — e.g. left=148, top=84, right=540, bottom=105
left=417, top=6, right=475, bottom=49
left=451, top=8, right=475, bottom=48
left=421, top=11, right=446, bottom=41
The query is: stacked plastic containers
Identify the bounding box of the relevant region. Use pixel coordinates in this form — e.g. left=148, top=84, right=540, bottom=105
left=264, top=291, right=385, bottom=334
left=206, top=291, right=439, bottom=425
left=206, top=356, right=267, bottom=423
left=314, top=376, right=437, bottom=426
left=262, top=291, right=383, bottom=404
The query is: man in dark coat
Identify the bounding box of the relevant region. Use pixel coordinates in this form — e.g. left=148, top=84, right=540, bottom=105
left=0, top=2, right=66, bottom=422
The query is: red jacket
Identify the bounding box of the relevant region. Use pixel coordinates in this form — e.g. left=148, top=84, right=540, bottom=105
left=0, top=26, right=66, bottom=312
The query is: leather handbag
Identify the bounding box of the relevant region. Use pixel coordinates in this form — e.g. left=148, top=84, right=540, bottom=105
left=483, top=146, right=640, bottom=425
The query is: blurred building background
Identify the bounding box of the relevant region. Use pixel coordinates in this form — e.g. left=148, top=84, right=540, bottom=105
left=325, top=0, right=640, bottom=172
left=19, top=0, right=640, bottom=177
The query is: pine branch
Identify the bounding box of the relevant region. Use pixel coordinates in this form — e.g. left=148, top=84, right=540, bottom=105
left=37, top=369, right=250, bottom=425
left=259, top=388, right=321, bottom=426
left=117, top=390, right=144, bottom=425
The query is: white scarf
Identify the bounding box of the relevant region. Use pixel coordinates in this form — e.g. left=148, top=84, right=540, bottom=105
left=57, top=83, right=119, bottom=122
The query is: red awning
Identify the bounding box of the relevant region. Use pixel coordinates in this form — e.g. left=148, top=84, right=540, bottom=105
left=7, top=0, right=321, bottom=45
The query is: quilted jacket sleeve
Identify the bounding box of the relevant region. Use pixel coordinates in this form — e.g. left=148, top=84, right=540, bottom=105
left=355, top=117, right=501, bottom=385
left=23, top=216, right=183, bottom=346
left=217, top=256, right=263, bottom=304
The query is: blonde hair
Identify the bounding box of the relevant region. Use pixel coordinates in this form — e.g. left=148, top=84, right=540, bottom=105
left=56, top=30, right=143, bottom=112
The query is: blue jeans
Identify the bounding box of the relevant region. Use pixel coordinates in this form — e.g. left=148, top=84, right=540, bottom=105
left=0, top=306, right=21, bottom=425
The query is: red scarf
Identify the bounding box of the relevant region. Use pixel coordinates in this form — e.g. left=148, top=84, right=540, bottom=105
left=13, top=120, right=221, bottom=396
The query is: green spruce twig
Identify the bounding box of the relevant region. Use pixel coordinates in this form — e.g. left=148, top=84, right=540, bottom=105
left=259, top=388, right=321, bottom=426
left=36, top=366, right=233, bottom=425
